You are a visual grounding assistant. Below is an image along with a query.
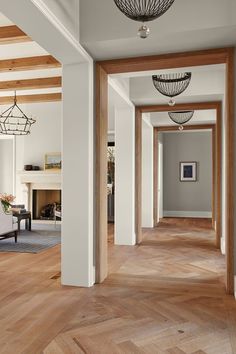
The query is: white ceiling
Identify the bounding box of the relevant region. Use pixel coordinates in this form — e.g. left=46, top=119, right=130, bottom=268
left=0, top=5, right=226, bottom=129
left=80, top=0, right=236, bottom=60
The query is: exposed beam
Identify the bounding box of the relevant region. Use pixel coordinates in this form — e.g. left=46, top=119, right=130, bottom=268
left=138, top=101, right=221, bottom=113
left=155, top=124, right=215, bottom=131
left=98, top=48, right=231, bottom=74
left=0, top=55, right=61, bottom=72
left=0, top=93, right=61, bottom=105
left=0, top=25, right=31, bottom=44
left=0, top=77, right=61, bottom=91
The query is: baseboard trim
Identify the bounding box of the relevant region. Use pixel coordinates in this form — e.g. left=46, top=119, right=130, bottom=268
left=221, top=237, right=226, bottom=255
left=163, top=211, right=212, bottom=218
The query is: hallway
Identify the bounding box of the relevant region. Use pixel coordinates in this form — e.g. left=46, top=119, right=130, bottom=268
left=0, top=220, right=235, bottom=353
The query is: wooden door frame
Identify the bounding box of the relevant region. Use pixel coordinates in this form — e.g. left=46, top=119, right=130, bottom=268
left=136, top=102, right=222, bottom=249
left=96, top=48, right=234, bottom=294
left=153, top=123, right=218, bottom=241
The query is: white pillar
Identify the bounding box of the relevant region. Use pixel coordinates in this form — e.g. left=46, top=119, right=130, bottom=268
left=115, top=107, right=136, bottom=245
left=62, top=62, right=94, bottom=287
left=158, top=133, right=164, bottom=221
left=142, top=115, right=154, bottom=227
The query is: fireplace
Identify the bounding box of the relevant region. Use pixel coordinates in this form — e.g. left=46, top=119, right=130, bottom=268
left=32, top=189, right=61, bottom=220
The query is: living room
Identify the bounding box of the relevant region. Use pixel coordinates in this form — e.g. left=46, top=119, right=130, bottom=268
left=0, top=11, right=62, bottom=252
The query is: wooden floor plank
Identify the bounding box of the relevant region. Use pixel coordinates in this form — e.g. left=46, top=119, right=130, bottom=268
left=0, top=218, right=235, bottom=353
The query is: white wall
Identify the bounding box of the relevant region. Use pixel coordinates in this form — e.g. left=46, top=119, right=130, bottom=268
left=13, top=101, right=62, bottom=203
left=221, top=96, right=226, bottom=255
left=21, top=102, right=61, bottom=168
left=0, top=138, right=14, bottom=195
left=115, top=106, right=136, bottom=245
left=142, top=115, right=153, bottom=227
left=158, top=133, right=163, bottom=221
left=163, top=131, right=212, bottom=218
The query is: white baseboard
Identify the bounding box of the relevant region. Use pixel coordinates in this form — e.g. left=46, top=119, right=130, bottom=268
left=163, top=211, right=212, bottom=218
left=221, top=237, right=226, bottom=255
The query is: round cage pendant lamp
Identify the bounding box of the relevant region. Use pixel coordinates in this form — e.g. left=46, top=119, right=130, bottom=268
left=168, top=110, right=194, bottom=131
left=0, top=92, right=36, bottom=135
left=113, top=0, right=176, bottom=38
left=152, top=72, right=192, bottom=106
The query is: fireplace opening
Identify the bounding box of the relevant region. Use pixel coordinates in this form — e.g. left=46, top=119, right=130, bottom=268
left=32, top=189, right=61, bottom=220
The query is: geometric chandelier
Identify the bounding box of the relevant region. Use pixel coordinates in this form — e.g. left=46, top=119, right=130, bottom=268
left=168, top=110, right=194, bottom=131
left=152, top=72, right=192, bottom=106
left=0, top=92, right=36, bottom=135
left=113, top=0, right=176, bottom=38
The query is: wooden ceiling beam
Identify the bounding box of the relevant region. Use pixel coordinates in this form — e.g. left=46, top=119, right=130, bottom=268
left=155, top=124, right=215, bottom=132
left=0, top=77, right=61, bottom=91
left=0, top=93, right=61, bottom=105
left=0, top=25, right=31, bottom=44
left=0, top=55, right=61, bottom=72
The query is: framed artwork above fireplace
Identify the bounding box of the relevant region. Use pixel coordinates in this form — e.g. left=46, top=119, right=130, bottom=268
left=44, top=152, right=61, bottom=171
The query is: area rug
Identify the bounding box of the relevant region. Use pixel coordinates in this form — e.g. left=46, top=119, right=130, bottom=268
left=0, top=225, right=61, bottom=253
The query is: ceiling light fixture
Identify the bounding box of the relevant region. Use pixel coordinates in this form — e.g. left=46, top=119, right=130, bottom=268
left=0, top=92, right=36, bottom=135
left=152, top=72, right=192, bottom=106
left=113, top=0, right=176, bottom=39
left=168, top=110, right=194, bottom=131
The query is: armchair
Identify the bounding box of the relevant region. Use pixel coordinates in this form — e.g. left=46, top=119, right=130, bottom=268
left=0, top=202, right=18, bottom=242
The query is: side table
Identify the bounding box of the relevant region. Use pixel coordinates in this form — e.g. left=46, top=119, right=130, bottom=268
left=12, top=212, right=32, bottom=233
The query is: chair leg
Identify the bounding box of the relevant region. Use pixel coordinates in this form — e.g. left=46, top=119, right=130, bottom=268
left=14, top=231, right=18, bottom=243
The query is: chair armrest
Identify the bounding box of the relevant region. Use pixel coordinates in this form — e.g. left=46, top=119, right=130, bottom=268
left=0, top=213, right=15, bottom=234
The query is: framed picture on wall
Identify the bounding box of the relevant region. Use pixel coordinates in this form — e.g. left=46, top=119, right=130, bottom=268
left=44, top=152, right=61, bottom=171
left=179, top=161, right=197, bottom=182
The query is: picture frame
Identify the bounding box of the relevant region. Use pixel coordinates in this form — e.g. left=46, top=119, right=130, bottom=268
left=179, top=161, right=197, bottom=182
left=44, top=152, right=62, bottom=171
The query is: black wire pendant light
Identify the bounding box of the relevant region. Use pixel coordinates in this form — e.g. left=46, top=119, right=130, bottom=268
left=0, top=92, right=36, bottom=135
left=113, top=0, right=176, bottom=38
left=168, top=111, right=194, bottom=131
left=152, top=72, right=192, bottom=106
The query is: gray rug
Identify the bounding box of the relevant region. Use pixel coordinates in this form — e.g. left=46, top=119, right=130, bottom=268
left=0, top=224, right=61, bottom=253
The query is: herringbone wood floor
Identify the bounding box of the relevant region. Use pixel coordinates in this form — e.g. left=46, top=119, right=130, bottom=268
left=0, top=219, right=236, bottom=354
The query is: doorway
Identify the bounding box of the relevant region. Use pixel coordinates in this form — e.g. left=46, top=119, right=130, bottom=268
left=96, top=48, right=234, bottom=294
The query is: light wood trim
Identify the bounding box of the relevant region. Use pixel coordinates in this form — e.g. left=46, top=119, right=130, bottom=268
left=225, top=49, right=234, bottom=295
left=139, top=102, right=221, bottom=113
left=153, top=128, right=158, bottom=227
left=96, top=64, right=108, bottom=283
left=154, top=123, right=216, bottom=234
left=135, top=108, right=142, bottom=243
left=96, top=47, right=233, bottom=294
left=0, top=25, right=31, bottom=44
left=98, top=48, right=231, bottom=74
left=216, top=105, right=222, bottom=249
left=0, top=55, right=61, bottom=72
left=156, top=124, right=214, bottom=132
left=0, top=77, right=61, bottom=91
left=0, top=93, right=61, bottom=105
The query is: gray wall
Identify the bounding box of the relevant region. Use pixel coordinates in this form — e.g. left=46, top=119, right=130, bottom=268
left=163, top=131, right=212, bottom=215
left=0, top=139, right=13, bottom=195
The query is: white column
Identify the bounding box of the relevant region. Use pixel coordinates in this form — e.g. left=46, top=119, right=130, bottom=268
left=115, top=107, right=136, bottom=245
left=158, top=133, right=164, bottom=221
left=62, top=62, right=94, bottom=287
left=142, top=115, right=154, bottom=227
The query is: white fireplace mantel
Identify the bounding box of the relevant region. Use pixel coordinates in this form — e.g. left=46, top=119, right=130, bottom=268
left=17, top=171, right=62, bottom=212
left=18, top=171, right=61, bottom=185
